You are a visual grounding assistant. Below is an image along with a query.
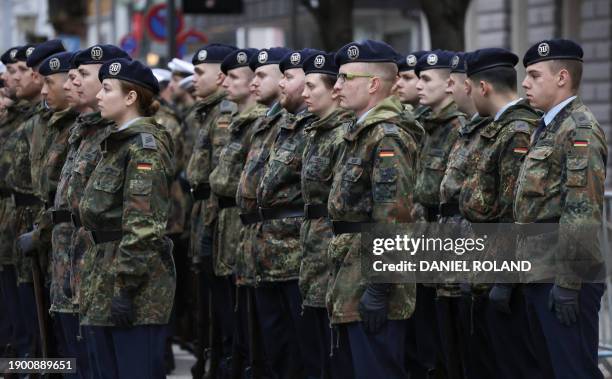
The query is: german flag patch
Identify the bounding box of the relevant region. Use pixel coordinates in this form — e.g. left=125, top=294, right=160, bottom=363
left=378, top=149, right=395, bottom=158
left=513, top=147, right=528, bottom=154
left=573, top=140, right=589, bottom=148
left=137, top=162, right=153, bottom=171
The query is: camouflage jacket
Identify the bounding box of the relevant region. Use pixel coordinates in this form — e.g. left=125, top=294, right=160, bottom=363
left=7, top=101, right=50, bottom=284
left=79, top=117, right=175, bottom=326
left=440, top=115, right=492, bottom=207
left=326, top=96, right=421, bottom=324
left=50, top=112, right=113, bottom=312
left=31, top=107, right=79, bottom=259
left=460, top=100, right=538, bottom=223
left=235, top=102, right=284, bottom=286
left=300, top=108, right=353, bottom=307
left=255, top=108, right=317, bottom=282
left=414, top=101, right=465, bottom=213
left=185, top=92, right=236, bottom=258
left=0, top=99, right=32, bottom=266
left=156, top=99, right=188, bottom=236
left=514, top=97, right=607, bottom=289
left=209, top=103, right=267, bottom=276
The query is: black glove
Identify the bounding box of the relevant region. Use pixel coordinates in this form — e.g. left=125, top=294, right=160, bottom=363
left=110, top=290, right=135, bottom=327
left=548, top=285, right=579, bottom=326
left=488, top=284, right=513, bottom=314
left=17, top=231, right=35, bottom=257
left=358, top=283, right=390, bottom=334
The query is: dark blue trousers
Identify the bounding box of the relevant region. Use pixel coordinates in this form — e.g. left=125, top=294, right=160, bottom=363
left=523, top=283, right=604, bottom=379
left=346, top=320, right=407, bottom=379
left=485, top=286, right=545, bottom=379
left=85, top=324, right=167, bottom=379
left=55, top=313, right=90, bottom=379
left=254, top=280, right=304, bottom=379
left=458, top=294, right=498, bottom=379
left=406, top=284, right=441, bottom=378
left=0, top=265, right=29, bottom=357
left=17, top=282, right=38, bottom=356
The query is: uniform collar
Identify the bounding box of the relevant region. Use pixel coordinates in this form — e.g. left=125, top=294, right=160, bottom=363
left=543, top=95, right=577, bottom=126
left=116, top=117, right=143, bottom=132
left=494, top=98, right=522, bottom=121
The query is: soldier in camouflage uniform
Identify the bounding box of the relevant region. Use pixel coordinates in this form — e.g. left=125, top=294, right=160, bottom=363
left=299, top=52, right=355, bottom=379
left=413, top=50, right=467, bottom=379
left=327, top=40, right=422, bottom=378
left=516, top=39, right=607, bottom=378
left=5, top=43, right=53, bottom=357
left=208, top=48, right=265, bottom=376
left=235, top=47, right=290, bottom=377
left=78, top=58, right=175, bottom=378
left=186, top=43, right=238, bottom=377
left=252, top=48, right=320, bottom=378
left=0, top=46, right=32, bottom=358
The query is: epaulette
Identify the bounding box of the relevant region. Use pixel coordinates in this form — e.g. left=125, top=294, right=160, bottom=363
left=219, top=100, right=236, bottom=114
left=571, top=112, right=592, bottom=129
left=512, top=121, right=531, bottom=134
left=139, top=133, right=157, bottom=150
left=382, top=123, right=400, bottom=136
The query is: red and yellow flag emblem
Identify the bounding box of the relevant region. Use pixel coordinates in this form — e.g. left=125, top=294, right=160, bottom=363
left=574, top=140, right=589, bottom=148
left=513, top=147, right=528, bottom=154
left=379, top=149, right=395, bottom=158
left=137, top=162, right=153, bottom=171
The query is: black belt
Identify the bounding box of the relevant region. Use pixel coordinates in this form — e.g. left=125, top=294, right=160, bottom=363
left=518, top=217, right=560, bottom=237
left=88, top=230, right=123, bottom=245
left=332, top=221, right=370, bottom=235
left=239, top=211, right=261, bottom=226
left=304, top=203, right=328, bottom=219
left=424, top=205, right=439, bottom=222
left=218, top=196, right=237, bottom=209
left=440, top=203, right=461, bottom=218
left=13, top=191, right=43, bottom=207
left=51, top=210, right=72, bottom=225
left=259, top=205, right=304, bottom=221
left=191, top=183, right=211, bottom=201
left=71, top=212, right=82, bottom=228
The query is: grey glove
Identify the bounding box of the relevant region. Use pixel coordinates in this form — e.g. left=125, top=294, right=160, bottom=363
left=17, top=231, right=35, bottom=257
left=548, top=285, right=579, bottom=326
left=358, top=283, right=390, bottom=334
left=488, top=284, right=513, bottom=314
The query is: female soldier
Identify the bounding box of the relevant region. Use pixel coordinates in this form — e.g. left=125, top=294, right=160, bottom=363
left=299, top=52, right=354, bottom=378
left=78, top=58, right=175, bottom=378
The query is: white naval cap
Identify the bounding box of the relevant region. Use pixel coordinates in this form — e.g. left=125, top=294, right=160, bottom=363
left=179, top=75, right=194, bottom=90
left=152, top=68, right=172, bottom=83
left=167, top=58, right=194, bottom=75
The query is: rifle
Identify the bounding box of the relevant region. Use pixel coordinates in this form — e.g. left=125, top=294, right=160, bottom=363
left=24, top=208, right=48, bottom=360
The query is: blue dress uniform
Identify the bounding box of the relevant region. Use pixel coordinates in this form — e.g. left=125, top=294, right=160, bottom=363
left=515, top=39, right=607, bottom=379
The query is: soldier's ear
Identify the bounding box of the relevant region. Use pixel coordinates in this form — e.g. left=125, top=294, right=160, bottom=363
left=368, top=76, right=381, bottom=94
left=216, top=72, right=225, bottom=87
left=479, top=80, right=489, bottom=97
left=557, top=68, right=570, bottom=89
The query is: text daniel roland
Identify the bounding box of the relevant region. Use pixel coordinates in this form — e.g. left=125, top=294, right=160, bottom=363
left=372, top=260, right=532, bottom=272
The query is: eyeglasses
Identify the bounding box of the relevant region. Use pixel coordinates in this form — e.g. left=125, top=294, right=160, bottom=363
left=336, top=72, right=376, bottom=83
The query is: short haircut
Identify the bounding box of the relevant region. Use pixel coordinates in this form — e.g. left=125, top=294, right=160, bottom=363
left=362, top=62, right=398, bottom=93
left=548, top=59, right=582, bottom=90
left=469, top=66, right=517, bottom=93
left=320, top=73, right=336, bottom=90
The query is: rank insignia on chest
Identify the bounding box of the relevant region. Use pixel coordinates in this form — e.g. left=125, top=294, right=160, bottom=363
left=574, top=140, right=589, bottom=148
left=379, top=149, right=395, bottom=158
left=513, top=147, right=528, bottom=154
left=137, top=162, right=153, bottom=171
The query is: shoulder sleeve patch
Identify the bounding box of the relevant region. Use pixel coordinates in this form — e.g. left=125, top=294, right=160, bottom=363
left=513, top=121, right=531, bottom=134
left=140, top=133, right=157, bottom=150
left=219, top=100, right=236, bottom=114
left=571, top=112, right=592, bottom=128
left=383, top=123, right=399, bottom=136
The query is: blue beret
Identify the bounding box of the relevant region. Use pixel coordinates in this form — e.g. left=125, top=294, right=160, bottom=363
left=414, top=50, right=454, bottom=76
left=334, top=40, right=399, bottom=66
left=279, top=48, right=322, bottom=73
left=1, top=46, right=21, bottom=65
left=450, top=52, right=467, bottom=74
left=249, top=47, right=292, bottom=71
left=397, top=50, right=429, bottom=72
left=523, top=38, right=583, bottom=67
left=14, top=44, right=38, bottom=62
left=68, top=50, right=81, bottom=69
left=99, top=58, right=159, bottom=94
left=38, top=51, right=73, bottom=75
left=303, top=52, right=338, bottom=76
left=221, top=48, right=258, bottom=75
left=26, top=39, right=66, bottom=68
left=192, top=43, right=237, bottom=65
left=73, top=45, right=131, bottom=67
left=465, top=48, right=518, bottom=77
